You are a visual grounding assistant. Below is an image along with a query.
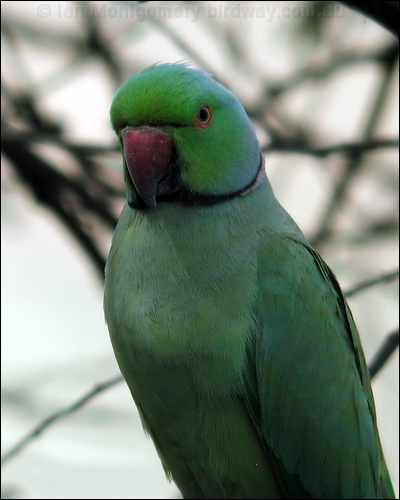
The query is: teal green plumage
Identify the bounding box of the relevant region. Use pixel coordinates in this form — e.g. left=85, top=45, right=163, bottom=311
left=104, top=63, right=395, bottom=499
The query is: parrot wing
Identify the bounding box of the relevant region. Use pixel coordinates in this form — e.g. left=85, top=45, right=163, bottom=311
left=243, top=231, right=394, bottom=498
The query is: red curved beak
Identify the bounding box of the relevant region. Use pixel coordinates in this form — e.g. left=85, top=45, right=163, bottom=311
left=122, top=128, right=174, bottom=208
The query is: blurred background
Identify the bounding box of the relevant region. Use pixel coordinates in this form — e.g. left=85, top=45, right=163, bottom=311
left=1, top=1, right=398, bottom=498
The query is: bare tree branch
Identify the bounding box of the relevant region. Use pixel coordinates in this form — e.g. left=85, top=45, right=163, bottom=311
left=369, top=329, right=399, bottom=379
left=263, top=138, right=399, bottom=157
left=310, top=44, right=399, bottom=247
left=1, top=375, right=124, bottom=467
left=340, top=1, right=399, bottom=37
left=344, top=269, right=399, bottom=298
left=264, top=44, right=399, bottom=100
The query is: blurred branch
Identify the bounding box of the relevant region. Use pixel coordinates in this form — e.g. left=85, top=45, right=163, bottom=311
left=340, top=1, right=399, bottom=37
left=78, top=1, right=123, bottom=86
left=310, top=43, right=399, bottom=247
left=369, top=329, right=399, bottom=379
left=1, top=127, right=117, bottom=280
left=263, top=137, right=399, bottom=157
left=146, top=16, right=219, bottom=80
left=0, top=375, right=124, bottom=467
left=248, top=42, right=399, bottom=148
left=344, top=269, right=399, bottom=298
left=344, top=268, right=399, bottom=380
left=265, top=44, right=399, bottom=99
left=0, top=128, right=119, bottom=155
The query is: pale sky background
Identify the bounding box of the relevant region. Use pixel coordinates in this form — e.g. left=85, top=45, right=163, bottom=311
left=2, top=1, right=399, bottom=498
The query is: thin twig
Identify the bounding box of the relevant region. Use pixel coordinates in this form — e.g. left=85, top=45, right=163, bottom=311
left=369, top=330, right=399, bottom=379
left=1, top=127, right=119, bottom=154
left=263, top=138, right=399, bottom=157
left=344, top=269, right=399, bottom=298
left=264, top=44, right=399, bottom=99
left=146, top=16, right=222, bottom=83
left=311, top=44, right=399, bottom=247
left=1, top=375, right=124, bottom=467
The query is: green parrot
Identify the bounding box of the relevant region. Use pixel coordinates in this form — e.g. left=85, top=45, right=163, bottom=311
left=103, top=63, right=395, bottom=499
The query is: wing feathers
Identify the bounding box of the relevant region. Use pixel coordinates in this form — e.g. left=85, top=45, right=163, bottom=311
left=244, top=232, right=389, bottom=498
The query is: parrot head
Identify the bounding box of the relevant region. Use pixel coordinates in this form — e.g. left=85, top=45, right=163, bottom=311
left=110, top=63, right=263, bottom=208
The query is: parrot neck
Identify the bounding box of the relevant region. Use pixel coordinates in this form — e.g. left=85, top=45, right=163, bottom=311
left=171, top=149, right=266, bottom=207
left=240, top=153, right=266, bottom=198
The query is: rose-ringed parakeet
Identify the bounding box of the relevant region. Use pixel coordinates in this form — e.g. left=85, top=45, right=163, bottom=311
left=103, top=63, right=395, bottom=499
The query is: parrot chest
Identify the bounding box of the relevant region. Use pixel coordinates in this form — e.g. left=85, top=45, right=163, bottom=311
left=104, top=207, right=282, bottom=498
left=105, top=204, right=260, bottom=398
left=103, top=198, right=294, bottom=498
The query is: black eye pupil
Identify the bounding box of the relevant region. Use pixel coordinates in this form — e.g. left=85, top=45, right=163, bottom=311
left=198, top=108, right=209, bottom=122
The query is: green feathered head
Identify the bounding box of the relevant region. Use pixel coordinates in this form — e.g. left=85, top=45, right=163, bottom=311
left=110, top=63, right=262, bottom=209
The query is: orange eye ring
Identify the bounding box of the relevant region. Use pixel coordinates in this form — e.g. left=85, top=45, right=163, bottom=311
left=195, top=105, right=213, bottom=128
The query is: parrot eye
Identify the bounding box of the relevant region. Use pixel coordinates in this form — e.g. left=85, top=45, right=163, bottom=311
left=195, top=105, right=213, bottom=128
